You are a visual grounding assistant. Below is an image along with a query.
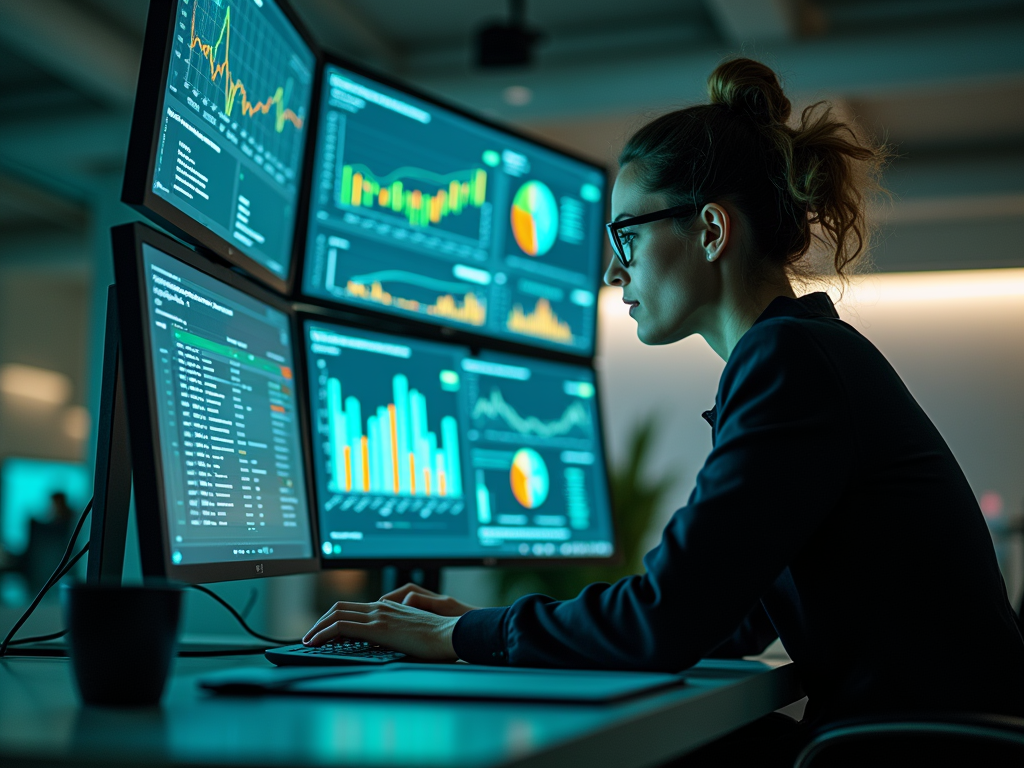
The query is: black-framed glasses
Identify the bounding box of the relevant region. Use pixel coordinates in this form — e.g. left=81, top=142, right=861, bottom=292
left=605, top=204, right=697, bottom=267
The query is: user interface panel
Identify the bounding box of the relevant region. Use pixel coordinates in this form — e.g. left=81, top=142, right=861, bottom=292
left=141, top=242, right=313, bottom=566
left=150, top=0, right=314, bottom=281
left=302, top=64, right=606, bottom=356
left=305, top=319, right=614, bottom=561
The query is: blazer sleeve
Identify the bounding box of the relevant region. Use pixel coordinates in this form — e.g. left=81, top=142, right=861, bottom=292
left=706, top=602, right=779, bottom=658
left=453, top=320, right=853, bottom=670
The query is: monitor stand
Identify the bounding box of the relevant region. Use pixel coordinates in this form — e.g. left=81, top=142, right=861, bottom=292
left=87, top=285, right=133, bottom=586
left=382, top=566, right=442, bottom=595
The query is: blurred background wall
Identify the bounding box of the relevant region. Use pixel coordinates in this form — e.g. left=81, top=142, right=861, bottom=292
left=0, top=0, right=1021, bottom=638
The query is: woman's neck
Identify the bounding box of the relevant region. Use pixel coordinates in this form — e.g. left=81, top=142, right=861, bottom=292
left=703, top=273, right=797, bottom=361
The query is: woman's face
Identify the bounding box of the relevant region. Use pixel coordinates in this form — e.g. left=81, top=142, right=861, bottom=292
left=603, top=162, right=721, bottom=346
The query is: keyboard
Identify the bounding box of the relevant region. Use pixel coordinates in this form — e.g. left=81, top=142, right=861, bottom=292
left=265, top=640, right=406, bottom=666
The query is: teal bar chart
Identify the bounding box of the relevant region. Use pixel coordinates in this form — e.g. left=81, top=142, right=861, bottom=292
left=325, top=372, right=462, bottom=499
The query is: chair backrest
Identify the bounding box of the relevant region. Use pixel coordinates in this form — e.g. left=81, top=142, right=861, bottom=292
left=794, top=715, right=1024, bottom=768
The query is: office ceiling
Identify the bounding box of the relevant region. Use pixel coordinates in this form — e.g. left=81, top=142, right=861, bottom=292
left=0, top=0, right=1021, bottom=270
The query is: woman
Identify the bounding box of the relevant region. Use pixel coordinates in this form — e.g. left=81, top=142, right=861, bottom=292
left=303, top=58, right=1024, bottom=738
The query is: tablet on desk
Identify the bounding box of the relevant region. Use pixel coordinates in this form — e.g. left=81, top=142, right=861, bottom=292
left=199, top=663, right=684, bottom=704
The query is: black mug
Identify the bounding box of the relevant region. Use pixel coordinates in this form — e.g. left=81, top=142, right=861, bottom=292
left=62, top=583, right=183, bottom=707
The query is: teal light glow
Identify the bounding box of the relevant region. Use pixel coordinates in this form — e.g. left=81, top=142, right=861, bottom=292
left=0, top=457, right=91, bottom=555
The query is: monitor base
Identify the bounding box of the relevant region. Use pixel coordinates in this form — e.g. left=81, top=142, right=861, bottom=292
left=382, top=566, right=441, bottom=594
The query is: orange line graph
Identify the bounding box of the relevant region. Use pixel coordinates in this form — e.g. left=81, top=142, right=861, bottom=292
left=189, top=1, right=303, bottom=133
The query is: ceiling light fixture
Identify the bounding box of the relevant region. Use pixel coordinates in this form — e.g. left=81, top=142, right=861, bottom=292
left=503, top=85, right=533, bottom=106
left=476, top=0, right=543, bottom=69
left=837, top=268, right=1024, bottom=304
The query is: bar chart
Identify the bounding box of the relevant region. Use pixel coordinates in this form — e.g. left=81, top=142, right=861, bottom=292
left=324, top=372, right=462, bottom=499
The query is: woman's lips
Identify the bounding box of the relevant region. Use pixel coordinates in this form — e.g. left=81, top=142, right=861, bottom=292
left=624, top=299, right=639, bottom=316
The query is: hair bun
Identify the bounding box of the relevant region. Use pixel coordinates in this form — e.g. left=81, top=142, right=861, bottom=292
left=708, top=58, right=791, bottom=127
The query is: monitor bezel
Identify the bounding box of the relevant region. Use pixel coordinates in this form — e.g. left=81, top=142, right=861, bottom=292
left=111, top=222, right=320, bottom=584
left=295, top=52, right=610, bottom=361
left=294, top=303, right=620, bottom=568
left=122, top=0, right=320, bottom=297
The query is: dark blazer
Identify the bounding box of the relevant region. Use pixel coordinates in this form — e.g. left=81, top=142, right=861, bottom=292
left=453, top=292, right=1024, bottom=723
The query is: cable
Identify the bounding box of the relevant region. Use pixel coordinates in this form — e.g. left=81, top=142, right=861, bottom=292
left=5, top=545, right=90, bottom=647
left=0, top=496, right=299, bottom=656
left=239, top=587, right=258, bottom=622
left=3, top=552, right=288, bottom=656
left=186, top=583, right=298, bottom=647
left=0, top=500, right=92, bottom=657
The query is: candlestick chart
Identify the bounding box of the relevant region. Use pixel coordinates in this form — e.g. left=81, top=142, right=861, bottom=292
left=340, top=164, right=487, bottom=229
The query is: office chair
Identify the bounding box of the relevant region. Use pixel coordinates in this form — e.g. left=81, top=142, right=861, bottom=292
left=793, top=712, right=1024, bottom=768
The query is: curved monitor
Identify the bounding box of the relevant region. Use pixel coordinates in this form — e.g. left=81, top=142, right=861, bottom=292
left=301, top=61, right=607, bottom=357
left=123, top=0, right=316, bottom=294
left=112, top=223, right=316, bottom=583
left=302, top=317, right=615, bottom=565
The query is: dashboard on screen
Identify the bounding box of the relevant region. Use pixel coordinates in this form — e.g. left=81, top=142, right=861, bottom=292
left=304, top=319, right=615, bottom=562
left=127, top=0, right=315, bottom=289
left=139, top=241, right=313, bottom=567
left=302, top=64, right=606, bottom=356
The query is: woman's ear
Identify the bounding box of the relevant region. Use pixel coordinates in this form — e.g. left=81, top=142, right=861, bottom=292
left=699, top=203, right=730, bottom=263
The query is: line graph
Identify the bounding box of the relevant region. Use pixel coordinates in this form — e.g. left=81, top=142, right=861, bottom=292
left=188, top=1, right=304, bottom=133
left=472, top=389, right=590, bottom=438
left=153, top=0, right=313, bottom=279
left=347, top=270, right=479, bottom=295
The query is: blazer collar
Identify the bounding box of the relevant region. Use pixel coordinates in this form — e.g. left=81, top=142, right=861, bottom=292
left=702, top=293, right=838, bottom=430
left=753, top=291, right=839, bottom=325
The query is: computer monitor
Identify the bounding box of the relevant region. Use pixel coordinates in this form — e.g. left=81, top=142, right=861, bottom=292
left=122, top=0, right=317, bottom=294
left=301, top=59, right=607, bottom=357
left=302, top=316, right=615, bottom=565
left=111, top=223, right=317, bottom=583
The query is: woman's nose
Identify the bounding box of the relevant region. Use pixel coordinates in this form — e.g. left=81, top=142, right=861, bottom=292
left=603, top=257, right=628, bottom=286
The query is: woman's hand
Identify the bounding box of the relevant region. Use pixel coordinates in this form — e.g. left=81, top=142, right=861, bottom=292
left=302, top=598, right=461, bottom=661
left=379, top=583, right=478, bottom=617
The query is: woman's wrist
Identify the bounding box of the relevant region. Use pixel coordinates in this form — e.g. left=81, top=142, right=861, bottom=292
left=440, top=614, right=461, bottom=660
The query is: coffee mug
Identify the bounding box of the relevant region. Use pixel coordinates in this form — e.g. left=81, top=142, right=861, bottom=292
left=62, top=583, right=183, bottom=706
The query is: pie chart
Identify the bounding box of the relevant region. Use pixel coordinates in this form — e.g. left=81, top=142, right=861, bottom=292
left=509, top=448, right=549, bottom=509
left=510, top=180, right=558, bottom=257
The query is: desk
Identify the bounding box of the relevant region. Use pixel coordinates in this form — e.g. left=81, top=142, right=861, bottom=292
left=0, top=655, right=801, bottom=767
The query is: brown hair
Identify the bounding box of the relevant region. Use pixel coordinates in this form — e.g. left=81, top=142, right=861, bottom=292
left=619, top=58, right=888, bottom=280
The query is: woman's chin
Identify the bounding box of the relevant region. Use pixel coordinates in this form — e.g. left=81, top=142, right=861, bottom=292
left=635, top=324, right=661, bottom=346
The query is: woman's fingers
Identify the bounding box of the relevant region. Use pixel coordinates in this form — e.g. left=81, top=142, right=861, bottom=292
left=379, top=582, right=438, bottom=603
left=303, top=600, right=460, bottom=661
left=308, top=619, right=372, bottom=647
left=406, top=591, right=479, bottom=617
left=315, top=600, right=374, bottom=623
left=303, top=607, right=373, bottom=644
left=401, top=591, right=467, bottom=617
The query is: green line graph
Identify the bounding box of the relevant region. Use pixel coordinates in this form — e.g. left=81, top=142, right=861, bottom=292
left=472, top=389, right=590, bottom=438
